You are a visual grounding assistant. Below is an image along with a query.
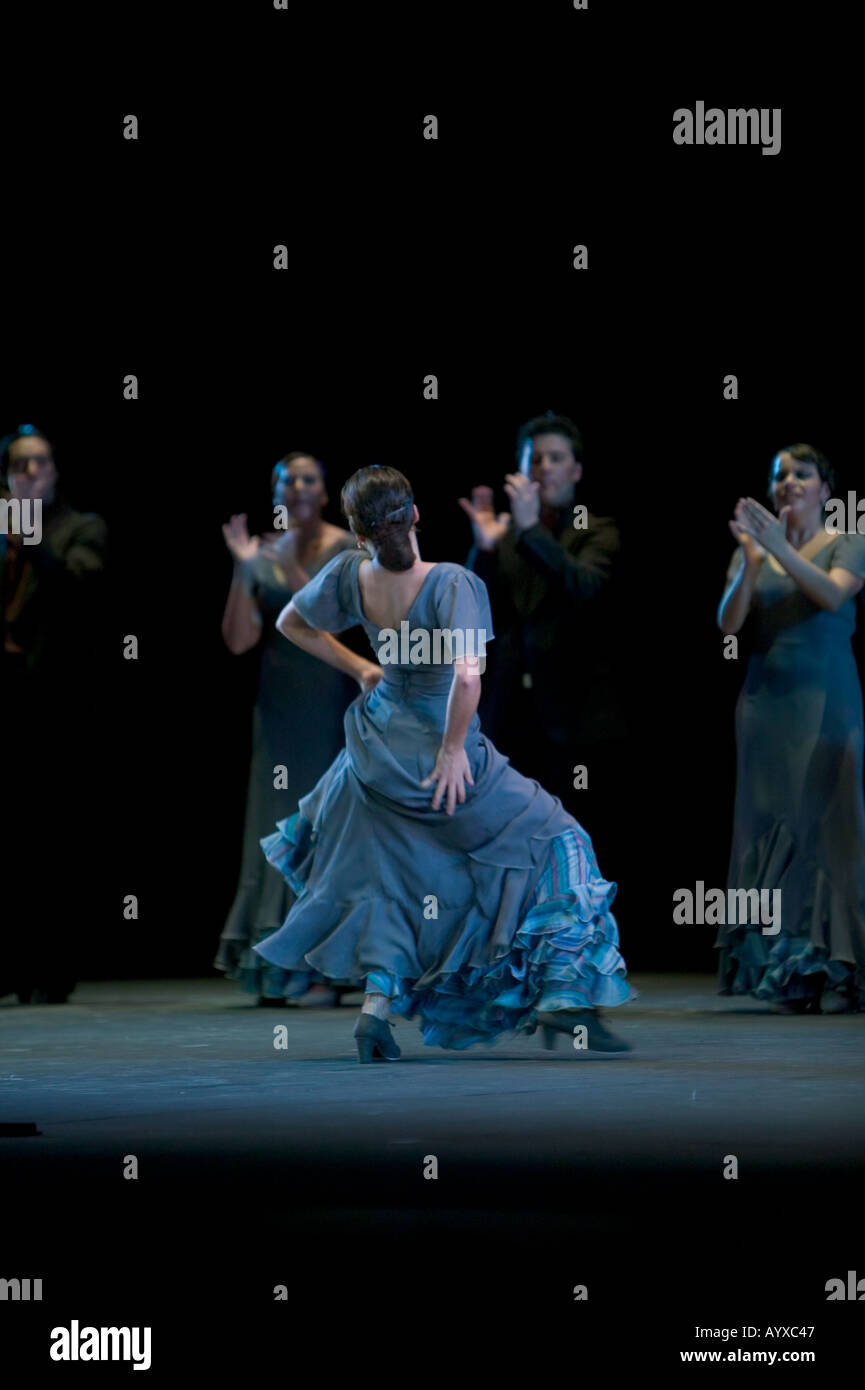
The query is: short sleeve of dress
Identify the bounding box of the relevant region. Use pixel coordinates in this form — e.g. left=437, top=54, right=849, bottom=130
left=829, top=532, right=865, bottom=579
left=290, top=549, right=359, bottom=631
left=434, top=566, right=495, bottom=659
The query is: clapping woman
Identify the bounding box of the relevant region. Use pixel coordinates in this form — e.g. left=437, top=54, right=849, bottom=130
left=214, top=453, right=357, bottom=1005
left=717, top=444, right=865, bottom=1012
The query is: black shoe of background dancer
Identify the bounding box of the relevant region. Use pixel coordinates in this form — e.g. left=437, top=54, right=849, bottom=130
left=10, top=979, right=76, bottom=1004
left=0, top=979, right=54, bottom=1004
left=0, top=980, right=30, bottom=1003
left=33, top=980, right=76, bottom=1004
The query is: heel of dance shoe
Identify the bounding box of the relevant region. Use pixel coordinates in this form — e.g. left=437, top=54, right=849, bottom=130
left=356, top=1034, right=379, bottom=1063
left=353, top=1014, right=401, bottom=1063
left=536, top=1009, right=632, bottom=1054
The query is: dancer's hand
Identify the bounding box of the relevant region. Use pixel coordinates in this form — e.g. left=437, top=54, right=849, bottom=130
left=730, top=497, right=790, bottom=561
left=457, top=486, right=511, bottom=551
left=357, top=662, right=382, bottom=693
left=222, top=513, right=260, bottom=562
left=422, top=744, right=475, bottom=815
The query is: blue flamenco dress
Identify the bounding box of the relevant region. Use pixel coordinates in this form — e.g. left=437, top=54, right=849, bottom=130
left=253, top=548, right=631, bottom=1048
left=716, top=531, right=865, bottom=1010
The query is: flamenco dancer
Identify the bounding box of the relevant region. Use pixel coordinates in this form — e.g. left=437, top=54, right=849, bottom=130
left=717, top=443, right=865, bottom=1012
left=253, top=465, right=632, bottom=1061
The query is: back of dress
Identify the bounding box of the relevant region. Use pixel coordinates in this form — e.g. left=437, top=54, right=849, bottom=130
left=291, top=549, right=494, bottom=733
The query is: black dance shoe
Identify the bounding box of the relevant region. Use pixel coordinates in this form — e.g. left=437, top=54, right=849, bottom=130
left=7, top=978, right=74, bottom=1004
left=535, top=1008, right=632, bottom=1053
left=29, top=979, right=76, bottom=1005
left=353, top=1013, right=402, bottom=1063
left=2, top=981, right=33, bottom=1004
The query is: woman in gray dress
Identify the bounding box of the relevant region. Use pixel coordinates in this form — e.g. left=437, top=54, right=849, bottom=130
left=214, top=452, right=357, bottom=1005
left=252, top=465, right=632, bottom=1060
left=717, top=443, right=865, bottom=1012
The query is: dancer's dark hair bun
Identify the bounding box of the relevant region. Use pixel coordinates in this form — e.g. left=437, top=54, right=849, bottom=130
left=341, top=466, right=415, bottom=572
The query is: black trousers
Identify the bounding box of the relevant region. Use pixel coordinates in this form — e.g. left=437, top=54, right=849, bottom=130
left=483, top=683, right=632, bottom=910
left=2, top=659, right=94, bottom=999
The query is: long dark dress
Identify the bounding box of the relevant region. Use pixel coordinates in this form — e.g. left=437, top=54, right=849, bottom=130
left=253, top=549, right=631, bottom=1048
left=214, top=535, right=357, bottom=997
left=716, top=532, right=865, bottom=1009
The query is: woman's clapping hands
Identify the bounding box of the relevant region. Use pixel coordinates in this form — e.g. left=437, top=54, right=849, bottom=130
left=729, top=496, right=792, bottom=564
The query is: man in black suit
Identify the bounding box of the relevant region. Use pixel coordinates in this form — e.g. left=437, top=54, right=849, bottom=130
left=0, top=424, right=108, bottom=1004
left=460, top=413, right=627, bottom=870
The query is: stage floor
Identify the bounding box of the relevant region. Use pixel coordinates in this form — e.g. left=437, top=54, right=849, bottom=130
left=3, top=975, right=864, bottom=1362
left=3, top=974, right=863, bottom=1165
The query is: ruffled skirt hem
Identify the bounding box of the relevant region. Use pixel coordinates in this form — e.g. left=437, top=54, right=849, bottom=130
left=719, top=817, right=865, bottom=1009
left=257, top=813, right=632, bottom=1048
left=214, top=940, right=361, bottom=998
left=212, top=941, right=330, bottom=999
left=718, top=930, right=865, bottom=1011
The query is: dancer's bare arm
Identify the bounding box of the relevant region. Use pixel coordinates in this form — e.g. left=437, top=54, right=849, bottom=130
left=276, top=601, right=381, bottom=690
